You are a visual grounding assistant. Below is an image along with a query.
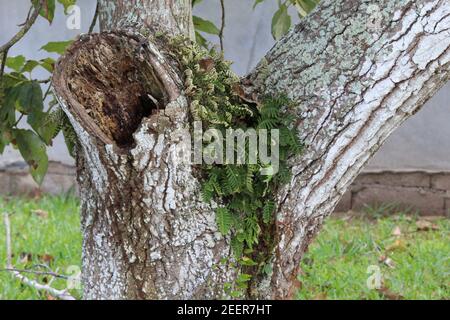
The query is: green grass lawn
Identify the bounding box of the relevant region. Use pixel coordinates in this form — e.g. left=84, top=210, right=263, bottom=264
left=0, top=195, right=448, bottom=300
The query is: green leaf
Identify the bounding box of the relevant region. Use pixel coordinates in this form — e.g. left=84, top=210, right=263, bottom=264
left=236, top=273, right=252, bottom=283
left=271, top=4, right=291, bottom=40
left=263, top=201, right=276, bottom=224
left=294, top=0, right=319, bottom=17
left=27, top=110, right=60, bottom=145
left=253, top=0, right=265, bottom=9
left=12, top=129, right=48, bottom=185
left=195, top=31, right=208, bottom=49
left=193, top=16, right=220, bottom=35
left=9, top=81, right=43, bottom=114
left=192, top=0, right=203, bottom=6
left=33, top=0, right=56, bottom=23
left=216, top=207, right=233, bottom=235
left=41, top=40, right=73, bottom=55
left=57, top=0, right=76, bottom=13
left=240, top=257, right=258, bottom=267
left=21, top=60, right=40, bottom=73
left=6, top=56, right=26, bottom=72
left=39, top=58, right=56, bottom=73
left=231, top=237, right=244, bottom=258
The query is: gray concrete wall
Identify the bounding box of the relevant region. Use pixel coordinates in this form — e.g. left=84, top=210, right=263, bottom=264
left=1, top=0, right=450, bottom=172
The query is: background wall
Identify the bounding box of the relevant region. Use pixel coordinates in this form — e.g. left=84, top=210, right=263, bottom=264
left=1, top=0, right=450, bottom=193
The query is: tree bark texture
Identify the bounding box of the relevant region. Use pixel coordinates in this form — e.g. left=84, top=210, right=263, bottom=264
left=52, top=0, right=450, bottom=299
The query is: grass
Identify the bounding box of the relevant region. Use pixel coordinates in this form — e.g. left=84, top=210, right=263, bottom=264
left=0, top=196, right=448, bottom=300
left=0, top=195, right=82, bottom=300
left=297, top=212, right=450, bottom=300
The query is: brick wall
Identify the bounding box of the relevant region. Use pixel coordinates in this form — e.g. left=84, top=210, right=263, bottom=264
left=1, top=162, right=449, bottom=216
left=336, top=172, right=450, bottom=216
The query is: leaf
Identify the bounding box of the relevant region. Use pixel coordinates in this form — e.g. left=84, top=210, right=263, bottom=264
left=271, top=4, right=291, bottom=40
left=193, top=16, right=220, bottom=35
left=416, top=219, right=439, bottom=231
left=240, top=256, right=257, bottom=267
left=33, top=0, right=56, bottom=23
left=5, top=55, right=26, bottom=71
left=236, top=273, right=252, bottom=283
left=377, top=285, right=403, bottom=300
left=57, top=0, right=76, bottom=13
left=294, top=0, right=319, bottom=17
left=216, top=207, right=233, bottom=235
left=9, top=81, right=43, bottom=114
left=28, top=110, right=60, bottom=145
left=391, top=226, right=402, bottom=237
left=379, top=255, right=396, bottom=269
left=21, top=60, right=40, bottom=73
left=231, top=237, right=244, bottom=258
left=12, top=129, right=48, bottom=185
left=39, top=253, right=54, bottom=264
left=263, top=201, right=276, bottom=224
left=195, top=31, right=208, bottom=49
left=31, top=209, right=49, bottom=219
left=39, top=58, right=55, bottom=73
left=41, top=40, right=73, bottom=54
left=253, top=0, right=265, bottom=9
left=19, top=252, right=33, bottom=264
left=385, top=239, right=407, bottom=253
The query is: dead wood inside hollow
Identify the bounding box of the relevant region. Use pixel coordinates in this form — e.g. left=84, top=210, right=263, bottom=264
left=53, top=32, right=171, bottom=149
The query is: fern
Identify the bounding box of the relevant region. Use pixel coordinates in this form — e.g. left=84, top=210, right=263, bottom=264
left=263, top=201, right=276, bottom=224
left=216, top=207, right=233, bottom=235
left=167, top=36, right=305, bottom=289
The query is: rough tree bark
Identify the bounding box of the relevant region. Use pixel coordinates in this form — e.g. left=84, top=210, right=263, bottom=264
left=52, top=0, right=450, bottom=299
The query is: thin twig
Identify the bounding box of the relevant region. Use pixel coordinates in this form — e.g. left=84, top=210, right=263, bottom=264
left=88, top=1, right=100, bottom=34
left=0, top=0, right=44, bottom=53
left=0, top=268, right=69, bottom=279
left=219, top=0, right=226, bottom=52
left=43, top=81, right=53, bottom=100
left=3, top=212, right=76, bottom=300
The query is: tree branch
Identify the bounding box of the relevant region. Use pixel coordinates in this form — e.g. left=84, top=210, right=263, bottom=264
left=245, top=0, right=450, bottom=298
left=0, top=0, right=44, bottom=53
left=219, top=0, right=226, bottom=52
left=88, top=0, right=100, bottom=33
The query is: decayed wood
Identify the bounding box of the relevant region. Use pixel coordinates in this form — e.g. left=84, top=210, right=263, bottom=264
left=52, top=0, right=450, bottom=299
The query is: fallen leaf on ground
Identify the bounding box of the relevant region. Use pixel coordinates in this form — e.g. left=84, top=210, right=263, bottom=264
left=385, top=239, right=407, bottom=252
left=416, top=220, right=439, bottom=231
left=379, top=255, right=396, bottom=269
left=312, top=292, right=328, bottom=300
left=377, top=285, right=403, bottom=300
left=19, top=252, right=33, bottom=264
left=391, top=226, right=402, bottom=237
left=39, top=254, right=55, bottom=264
left=31, top=209, right=49, bottom=219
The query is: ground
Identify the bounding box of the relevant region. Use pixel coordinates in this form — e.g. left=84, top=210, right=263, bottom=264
left=0, top=195, right=448, bottom=300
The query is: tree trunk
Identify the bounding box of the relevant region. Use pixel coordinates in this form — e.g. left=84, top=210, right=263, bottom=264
left=52, top=0, right=450, bottom=299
